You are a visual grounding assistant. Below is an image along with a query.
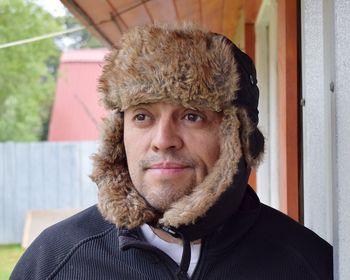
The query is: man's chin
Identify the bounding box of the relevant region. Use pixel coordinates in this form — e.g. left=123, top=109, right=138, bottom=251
left=142, top=189, right=183, bottom=212
left=145, top=195, right=176, bottom=212
left=137, top=179, right=196, bottom=211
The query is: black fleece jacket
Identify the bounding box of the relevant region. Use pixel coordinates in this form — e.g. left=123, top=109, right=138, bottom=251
left=11, top=188, right=333, bottom=280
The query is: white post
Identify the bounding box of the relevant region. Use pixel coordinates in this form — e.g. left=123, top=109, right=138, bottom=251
left=255, top=0, right=280, bottom=210
left=333, top=1, right=350, bottom=279
left=300, top=0, right=334, bottom=244
left=301, top=0, right=350, bottom=279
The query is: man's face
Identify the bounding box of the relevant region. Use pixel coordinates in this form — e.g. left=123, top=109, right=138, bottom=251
left=123, top=102, right=222, bottom=211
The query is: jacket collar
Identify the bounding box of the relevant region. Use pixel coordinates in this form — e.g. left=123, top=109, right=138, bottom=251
left=118, top=185, right=261, bottom=254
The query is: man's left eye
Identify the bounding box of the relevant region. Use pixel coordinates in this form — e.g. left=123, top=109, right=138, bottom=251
left=184, top=113, right=203, bottom=122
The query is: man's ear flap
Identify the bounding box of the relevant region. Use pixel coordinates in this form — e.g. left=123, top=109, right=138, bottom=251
left=246, top=127, right=265, bottom=166
left=237, top=108, right=265, bottom=167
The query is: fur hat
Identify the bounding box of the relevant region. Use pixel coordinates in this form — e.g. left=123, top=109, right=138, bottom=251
left=91, top=24, right=264, bottom=231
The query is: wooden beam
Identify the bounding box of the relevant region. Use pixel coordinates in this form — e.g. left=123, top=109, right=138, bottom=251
left=172, top=0, right=180, bottom=22
left=175, top=0, right=201, bottom=25
left=222, top=0, right=242, bottom=39
left=143, top=0, right=154, bottom=23
left=244, top=0, right=262, bottom=23
left=199, top=0, right=203, bottom=25
left=201, top=0, right=223, bottom=32
left=243, top=0, right=262, bottom=61
left=145, top=0, right=178, bottom=23
left=119, top=3, right=152, bottom=28
left=106, top=0, right=129, bottom=30
left=277, top=0, right=300, bottom=222
left=60, top=0, right=113, bottom=47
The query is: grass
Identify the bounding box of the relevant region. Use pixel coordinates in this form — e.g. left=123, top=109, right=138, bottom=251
left=0, top=244, right=25, bottom=280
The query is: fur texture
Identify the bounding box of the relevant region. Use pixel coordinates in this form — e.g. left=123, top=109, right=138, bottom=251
left=91, top=24, right=264, bottom=229
left=99, top=24, right=239, bottom=112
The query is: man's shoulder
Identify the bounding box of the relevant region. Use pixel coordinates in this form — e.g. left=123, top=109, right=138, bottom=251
left=258, top=204, right=331, bottom=247
left=252, top=204, right=333, bottom=278
left=11, top=205, right=116, bottom=280
left=43, top=204, right=114, bottom=239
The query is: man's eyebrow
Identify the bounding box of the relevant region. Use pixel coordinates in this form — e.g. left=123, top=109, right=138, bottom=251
left=129, top=104, right=151, bottom=111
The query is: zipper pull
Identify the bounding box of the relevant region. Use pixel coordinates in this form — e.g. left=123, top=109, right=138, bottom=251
left=156, top=223, right=191, bottom=278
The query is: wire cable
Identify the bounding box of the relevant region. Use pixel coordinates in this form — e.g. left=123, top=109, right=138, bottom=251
left=0, top=26, right=85, bottom=49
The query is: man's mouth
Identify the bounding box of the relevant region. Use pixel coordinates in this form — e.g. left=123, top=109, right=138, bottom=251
left=146, top=162, right=191, bottom=175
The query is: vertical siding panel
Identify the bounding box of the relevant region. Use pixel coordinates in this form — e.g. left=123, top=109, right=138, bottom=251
left=29, top=143, right=45, bottom=209
left=0, top=144, right=5, bottom=243
left=15, top=144, right=31, bottom=243
left=77, top=143, right=83, bottom=208
left=80, top=142, right=98, bottom=208
left=3, top=143, right=16, bottom=243
left=57, top=143, right=74, bottom=208
left=43, top=142, right=59, bottom=208
left=71, top=142, right=81, bottom=208
left=0, top=141, right=100, bottom=244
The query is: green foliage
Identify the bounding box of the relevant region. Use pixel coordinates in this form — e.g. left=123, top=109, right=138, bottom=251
left=0, top=244, right=25, bottom=279
left=0, top=0, right=61, bottom=141
left=57, top=13, right=104, bottom=49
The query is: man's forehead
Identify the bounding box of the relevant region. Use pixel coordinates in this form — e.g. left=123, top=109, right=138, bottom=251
left=124, top=101, right=221, bottom=114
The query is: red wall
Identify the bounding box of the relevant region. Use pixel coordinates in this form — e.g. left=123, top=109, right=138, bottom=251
left=48, top=49, right=109, bottom=141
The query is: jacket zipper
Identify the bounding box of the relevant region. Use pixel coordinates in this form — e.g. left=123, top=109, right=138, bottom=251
left=189, top=239, right=206, bottom=280
left=128, top=242, right=190, bottom=280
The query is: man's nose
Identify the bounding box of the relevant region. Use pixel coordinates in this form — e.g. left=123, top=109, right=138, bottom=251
left=151, top=118, right=183, bottom=152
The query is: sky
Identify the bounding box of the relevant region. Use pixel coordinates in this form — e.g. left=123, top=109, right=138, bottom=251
left=32, top=0, right=68, bottom=17
left=29, top=0, right=82, bottom=50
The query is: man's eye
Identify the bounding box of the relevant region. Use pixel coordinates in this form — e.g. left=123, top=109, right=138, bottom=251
left=134, top=114, right=148, bottom=121
left=184, top=113, right=203, bottom=122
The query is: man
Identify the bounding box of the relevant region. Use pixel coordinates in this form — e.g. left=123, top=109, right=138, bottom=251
left=11, top=24, right=332, bottom=279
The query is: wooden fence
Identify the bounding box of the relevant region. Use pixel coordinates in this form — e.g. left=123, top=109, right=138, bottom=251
left=0, top=141, right=99, bottom=244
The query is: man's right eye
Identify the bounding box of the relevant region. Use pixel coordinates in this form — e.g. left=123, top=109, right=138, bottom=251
left=134, top=114, right=147, bottom=121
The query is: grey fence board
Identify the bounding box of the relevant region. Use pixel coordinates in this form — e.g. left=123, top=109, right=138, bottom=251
left=30, top=143, right=44, bottom=209
left=43, top=143, right=59, bottom=208
left=0, top=144, right=3, bottom=242
left=80, top=142, right=97, bottom=207
left=15, top=144, right=30, bottom=242
left=3, top=143, right=16, bottom=243
left=0, top=141, right=98, bottom=244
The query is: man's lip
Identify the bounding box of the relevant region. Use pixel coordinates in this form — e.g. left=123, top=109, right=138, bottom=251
left=147, top=162, right=190, bottom=169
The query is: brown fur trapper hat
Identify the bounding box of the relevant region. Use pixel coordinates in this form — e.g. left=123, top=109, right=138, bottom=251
left=91, top=23, right=264, bottom=232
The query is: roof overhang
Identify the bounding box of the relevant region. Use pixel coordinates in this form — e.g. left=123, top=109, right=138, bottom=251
left=60, top=0, right=244, bottom=47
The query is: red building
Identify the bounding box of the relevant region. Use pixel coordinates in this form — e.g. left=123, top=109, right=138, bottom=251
left=48, top=48, right=108, bottom=141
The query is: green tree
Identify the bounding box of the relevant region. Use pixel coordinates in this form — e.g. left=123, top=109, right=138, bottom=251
left=57, top=13, right=103, bottom=49
left=0, top=0, right=61, bottom=141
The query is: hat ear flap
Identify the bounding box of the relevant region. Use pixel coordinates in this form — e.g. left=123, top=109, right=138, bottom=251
left=246, top=127, right=265, bottom=167
left=90, top=112, right=126, bottom=185
left=91, top=112, right=160, bottom=228
left=237, top=108, right=265, bottom=167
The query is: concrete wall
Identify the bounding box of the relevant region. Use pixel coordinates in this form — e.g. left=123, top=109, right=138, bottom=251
left=301, top=0, right=334, bottom=244
left=301, top=0, right=350, bottom=279
left=333, top=1, right=350, bottom=279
